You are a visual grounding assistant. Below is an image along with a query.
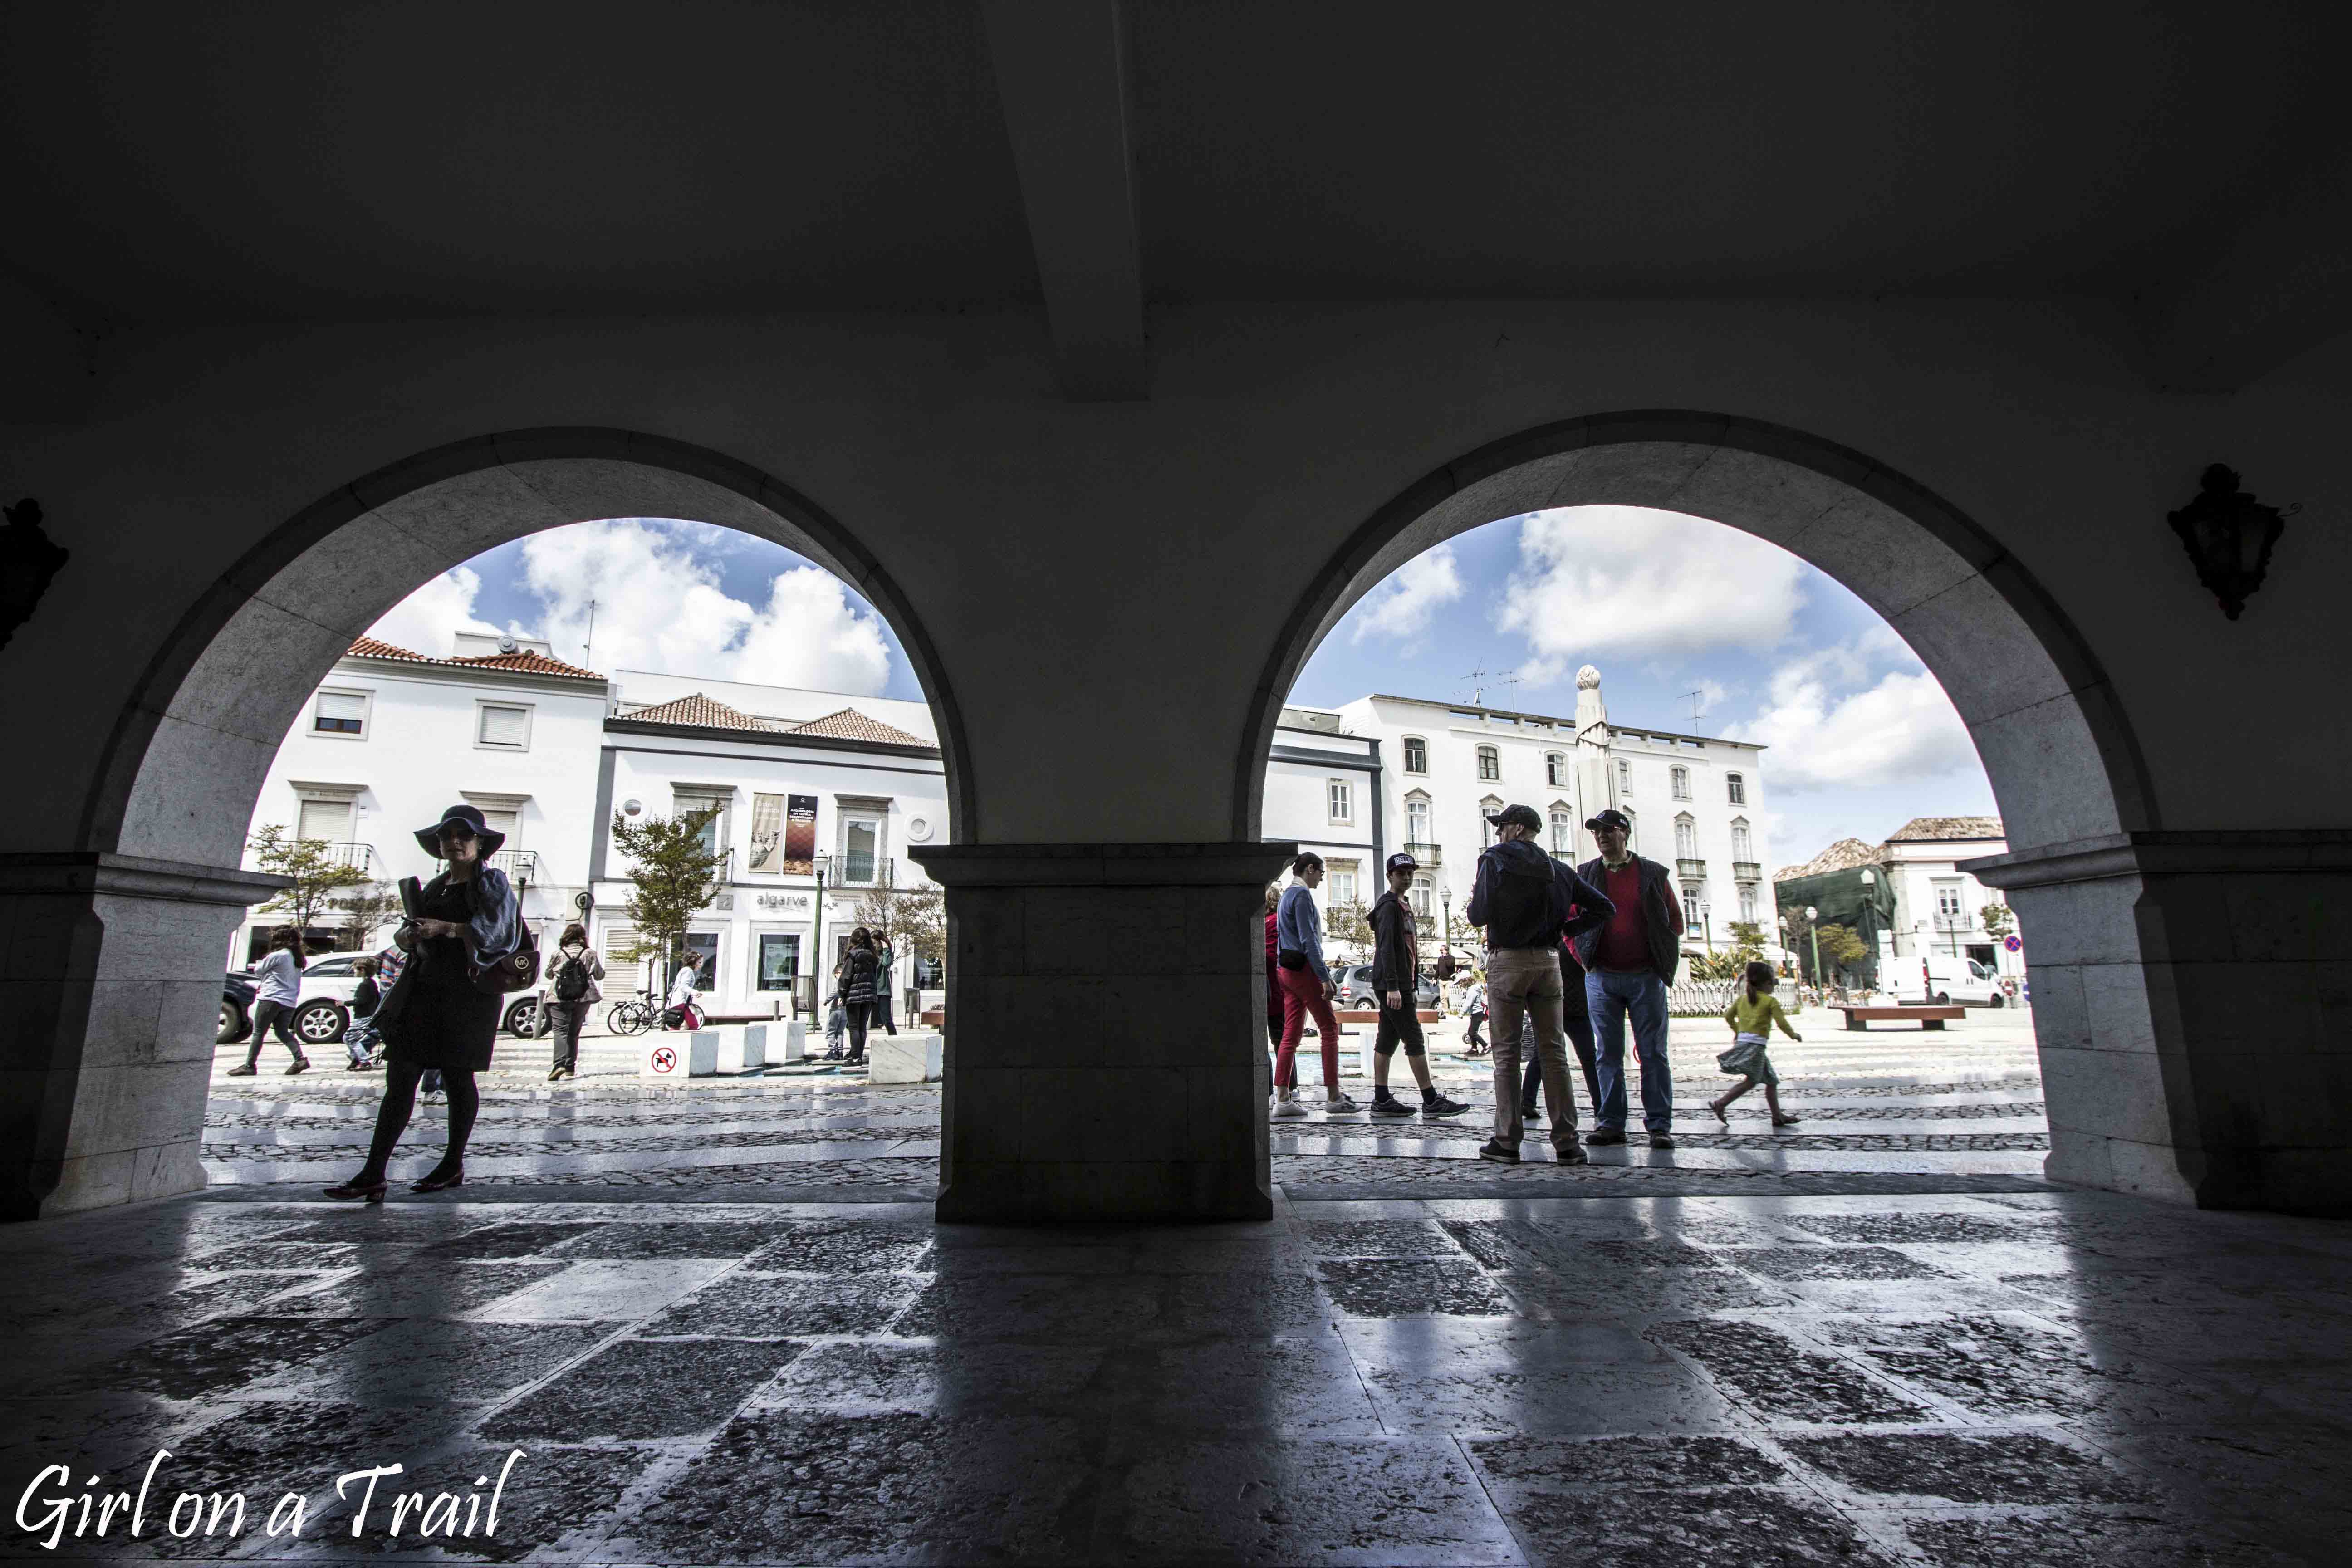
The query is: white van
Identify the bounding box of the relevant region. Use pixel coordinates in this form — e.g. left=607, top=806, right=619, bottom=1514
left=1895, top=952, right=2004, bottom=1007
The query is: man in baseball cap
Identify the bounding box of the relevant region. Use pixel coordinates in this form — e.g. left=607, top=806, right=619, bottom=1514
left=1363, top=852, right=1468, bottom=1120
left=1466, top=804, right=1615, bottom=1165
left=1572, top=807, right=1686, bottom=1147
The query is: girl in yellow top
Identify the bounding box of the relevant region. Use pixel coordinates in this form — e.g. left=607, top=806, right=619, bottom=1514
left=1709, top=961, right=1803, bottom=1127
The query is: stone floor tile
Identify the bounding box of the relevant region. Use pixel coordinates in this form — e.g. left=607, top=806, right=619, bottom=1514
left=264, top=1260, right=569, bottom=1319
left=1784, top=1211, right=2042, bottom=1245
left=890, top=1271, right=1166, bottom=1341
left=744, top=1218, right=935, bottom=1274
left=543, top=1220, right=794, bottom=1259
left=1647, top=1320, right=1932, bottom=1424
left=416, top=1221, right=607, bottom=1260
left=1344, top=1317, right=1732, bottom=1436
left=1901, top=1511, right=2301, bottom=1567
left=1098, top=1434, right=1522, bottom=1565
left=1436, top=1217, right=1568, bottom=1271
left=250, top=1318, right=610, bottom=1406
left=1718, top=1244, right=1952, bottom=1281
left=47, top=1315, right=394, bottom=1401
left=412, top=1444, right=662, bottom=1563
left=1298, top=1219, right=1466, bottom=1259
left=765, top=1338, right=1109, bottom=1416
left=1318, top=1258, right=1515, bottom=1318
left=613, top=1410, right=1098, bottom=1564
left=1499, top=1485, right=1891, bottom=1566
left=641, top=1268, right=921, bottom=1337
left=1137, top=1336, right=1386, bottom=1435
left=1155, top=1269, right=1338, bottom=1340
left=1465, top=1432, right=1785, bottom=1491
left=483, top=1336, right=806, bottom=1440
left=1501, top=1266, right=1797, bottom=1319
left=467, top=1259, right=733, bottom=1323
left=1785, top=1430, right=2144, bottom=1504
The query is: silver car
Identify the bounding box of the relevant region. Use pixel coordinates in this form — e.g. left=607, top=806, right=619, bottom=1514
left=1335, top=965, right=1439, bottom=1010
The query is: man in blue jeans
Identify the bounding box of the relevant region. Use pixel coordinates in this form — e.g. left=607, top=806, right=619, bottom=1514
left=1572, top=809, right=1686, bottom=1148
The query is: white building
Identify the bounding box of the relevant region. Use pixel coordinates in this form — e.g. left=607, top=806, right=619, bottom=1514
left=232, top=635, right=610, bottom=965
left=1880, top=817, right=2019, bottom=976
left=590, top=687, right=948, bottom=1016
left=1263, top=666, right=1772, bottom=956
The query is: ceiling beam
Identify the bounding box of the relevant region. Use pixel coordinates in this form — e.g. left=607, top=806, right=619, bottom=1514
left=980, top=0, right=1147, bottom=400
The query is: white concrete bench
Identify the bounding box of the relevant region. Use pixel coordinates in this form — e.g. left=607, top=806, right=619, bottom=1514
left=639, top=1030, right=717, bottom=1080
left=867, top=1031, right=943, bottom=1084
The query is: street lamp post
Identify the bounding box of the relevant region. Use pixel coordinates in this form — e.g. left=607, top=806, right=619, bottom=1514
left=1439, top=878, right=1452, bottom=949
left=1805, top=904, right=1823, bottom=990
left=1857, top=868, right=1877, bottom=991
left=812, top=852, right=833, bottom=1020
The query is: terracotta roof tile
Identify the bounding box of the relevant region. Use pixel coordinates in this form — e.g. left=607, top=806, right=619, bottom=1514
left=620, top=692, right=768, bottom=730
left=786, top=707, right=929, bottom=746
left=1887, top=815, right=2006, bottom=842
left=344, top=638, right=602, bottom=680
left=1772, top=837, right=1884, bottom=882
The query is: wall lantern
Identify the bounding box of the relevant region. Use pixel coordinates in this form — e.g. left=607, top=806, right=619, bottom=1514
left=2168, top=465, right=2294, bottom=620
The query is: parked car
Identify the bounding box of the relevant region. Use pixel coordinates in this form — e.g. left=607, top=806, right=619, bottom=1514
left=1892, top=952, right=2004, bottom=1007
left=1334, top=965, right=1440, bottom=1010
left=219, top=972, right=256, bottom=1044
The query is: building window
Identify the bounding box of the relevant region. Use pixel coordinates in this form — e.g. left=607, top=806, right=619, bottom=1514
left=1617, top=758, right=1632, bottom=794
left=296, top=796, right=353, bottom=845
left=757, top=932, right=800, bottom=991
left=1479, top=797, right=1504, bottom=848
left=1410, top=874, right=1432, bottom=918
left=1682, top=887, right=1703, bottom=927
left=1548, top=807, right=1573, bottom=855
left=475, top=701, right=533, bottom=750
left=1328, top=861, right=1358, bottom=907
left=1670, top=765, right=1690, bottom=800
left=1726, top=772, right=1746, bottom=805
left=674, top=792, right=728, bottom=860
left=1674, top=815, right=1697, bottom=860
left=601, top=922, right=638, bottom=976
left=682, top=931, right=719, bottom=990
left=1403, top=736, right=1427, bottom=774
left=1327, top=779, right=1353, bottom=824
left=1731, top=818, right=1752, bottom=860
left=1935, top=881, right=1965, bottom=918
left=312, top=689, right=371, bottom=738
left=1546, top=752, right=1566, bottom=787
left=1622, top=809, right=1637, bottom=851
left=1405, top=795, right=1430, bottom=846
left=840, top=811, right=887, bottom=885
left=1476, top=744, right=1499, bottom=781
left=1739, top=884, right=1758, bottom=922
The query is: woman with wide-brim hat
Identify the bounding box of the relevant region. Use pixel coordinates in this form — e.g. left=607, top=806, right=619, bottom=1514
left=323, top=804, right=522, bottom=1202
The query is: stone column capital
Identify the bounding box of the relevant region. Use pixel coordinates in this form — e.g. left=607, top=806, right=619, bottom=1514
left=0, top=852, right=289, bottom=906
left=912, top=840, right=1300, bottom=888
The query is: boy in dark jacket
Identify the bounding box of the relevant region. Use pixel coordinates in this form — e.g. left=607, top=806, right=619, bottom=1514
left=1366, top=853, right=1469, bottom=1119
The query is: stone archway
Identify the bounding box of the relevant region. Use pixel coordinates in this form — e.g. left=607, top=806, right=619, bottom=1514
left=16, top=430, right=970, bottom=1217
left=1234, top=412, right=2201, bottom=1205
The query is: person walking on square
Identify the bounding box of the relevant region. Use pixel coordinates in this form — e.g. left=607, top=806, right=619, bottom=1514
left=1460, top=974, right=1490, bottom=1054
left=1262, top=884, right=1295, bottom=1095
left=1573, top=808, right=1685, bottom=1148
left=1272, top=853, right=1358, bottom=1118
left=1467, top=805, right=1614, bottom=1165
left=665, top=949, right=705, bottom=1031
left=1366, top=852, right=1469, bottom=1120
left=1434, top=943, right=1458, bottom=1016
left=342, top=955, right=382, bottom=1070
left=1710, top=960, right=1804, bottom=1127
left=544, top=922, right=603, bottom=1082
left=323, top=804, right=521, bottom=1202
left=1519, top=909, right=1603, bottom=1123
left=228, top=925, right=312, bottom=1076
left=839, top=927, right=879, bottom=1065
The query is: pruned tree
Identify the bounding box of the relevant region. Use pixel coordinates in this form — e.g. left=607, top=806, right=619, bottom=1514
left=334, top=880, right=403, bottom=948
left=1327, top=895, right=1375, bottom=961
left=1980, top=902, right=2016, bottom=941
left=1814, top=921, right=1872, bottom=981
left=609, top=807, right=725, bottom=981
left=247, top=824, right=372, bottom=940
left=850, top=882, right=947, bottom=985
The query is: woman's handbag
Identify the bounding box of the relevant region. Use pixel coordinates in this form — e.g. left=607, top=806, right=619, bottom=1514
left=470, top=920, right=540, bottom=995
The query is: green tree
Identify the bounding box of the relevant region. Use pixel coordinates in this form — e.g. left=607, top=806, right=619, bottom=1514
left=850, top=882, right=947, bottom=986
left=1327, top=895, right=1375, bottom=960
left=334, top=879, right=403, bottom=948
left=1724, top=920, right=1768, bottom=965
left=247, top=824, right=372, bottom=939
left=1980, top=902, right=2016, bottom=941
left=1815, top=922, right=1871, bottom=980
left=609, top=808, right=725, bottom=979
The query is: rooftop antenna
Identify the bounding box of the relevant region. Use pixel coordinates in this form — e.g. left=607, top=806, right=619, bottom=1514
left=582, top=598, right=598, bottom=667
left=1459, top=664, right=1521, bottom=708
left=1683, top=687, right=1707, bottom=728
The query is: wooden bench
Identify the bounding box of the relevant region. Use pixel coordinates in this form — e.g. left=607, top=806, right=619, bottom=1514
left=1834, top=1004, right=1965, bottom=1031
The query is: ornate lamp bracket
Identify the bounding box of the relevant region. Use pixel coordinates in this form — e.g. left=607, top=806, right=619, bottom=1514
left=2167, top=465, right=2296, bottom=620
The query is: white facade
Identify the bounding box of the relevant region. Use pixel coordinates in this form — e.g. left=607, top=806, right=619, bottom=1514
left=1880, top=819, right=2020, bottom=975
left=1263, top=667, right=1772, bottom=957
left=233, top=642, right=612, bottom=965
left=591, top=701, right=948, bottom=1017
left=1264, top=718, right=1384, bottom=956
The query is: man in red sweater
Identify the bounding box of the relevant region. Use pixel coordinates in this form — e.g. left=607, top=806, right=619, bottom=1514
left=1571, top=809, right=1686, bottom=1148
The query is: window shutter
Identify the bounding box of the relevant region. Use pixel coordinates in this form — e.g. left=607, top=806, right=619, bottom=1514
left=479, top=705, right=529, bottom=746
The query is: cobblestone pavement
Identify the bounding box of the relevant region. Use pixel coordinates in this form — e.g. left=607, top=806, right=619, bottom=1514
left=4, top=1186, right=2341, bottom=1564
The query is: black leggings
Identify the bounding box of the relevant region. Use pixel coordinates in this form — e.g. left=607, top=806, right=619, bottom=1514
left=845, top=1001, right=871, bottom=1058
left=358, top=1059, right=479, bottom=1181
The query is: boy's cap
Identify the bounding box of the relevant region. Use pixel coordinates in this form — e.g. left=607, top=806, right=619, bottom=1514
left=1385, top=851, right=1419, bottom=872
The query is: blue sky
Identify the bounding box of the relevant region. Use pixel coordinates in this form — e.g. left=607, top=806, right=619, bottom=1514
left=369, top=507, right=1996, bottom=867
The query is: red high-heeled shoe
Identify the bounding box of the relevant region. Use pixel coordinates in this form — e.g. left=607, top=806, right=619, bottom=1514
left=323, top=1178, right=387, bottom=1203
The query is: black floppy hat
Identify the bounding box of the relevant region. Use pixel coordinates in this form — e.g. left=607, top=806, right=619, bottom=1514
left=414, top=803, right=506, bottom=857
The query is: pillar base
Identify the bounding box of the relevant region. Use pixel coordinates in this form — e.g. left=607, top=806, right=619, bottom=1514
left=913, top=841, right=1293, bottom=1223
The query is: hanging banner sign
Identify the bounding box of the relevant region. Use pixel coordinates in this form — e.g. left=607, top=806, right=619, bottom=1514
left=781, top=794, right=818, bottom=873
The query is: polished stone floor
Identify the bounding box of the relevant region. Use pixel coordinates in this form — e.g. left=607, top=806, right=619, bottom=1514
left=4, top=1185, right=2347, bottom=1564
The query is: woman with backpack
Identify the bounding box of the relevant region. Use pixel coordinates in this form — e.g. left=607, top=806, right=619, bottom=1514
left=228, top=925, right=313, bottom=1076
left=838, top=926, right=879, bottom=1066
left=545, top=922, right=604, bottom=1082
left=323, top=804, right=524, bottom=1202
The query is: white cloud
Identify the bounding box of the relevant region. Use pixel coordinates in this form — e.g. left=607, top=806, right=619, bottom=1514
left=1498, top=507, right=1808, bottom=662
left=513, top=520, right=892, bottom=693
left=1351, top=545, right=1464, bottom=645
left=1723, top=643, right=1979, bottom=794
left=364, top=566, right=503, bottom=656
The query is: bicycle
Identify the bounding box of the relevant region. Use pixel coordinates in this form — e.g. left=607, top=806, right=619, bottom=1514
left=606, top=987, right=661, bottom=1036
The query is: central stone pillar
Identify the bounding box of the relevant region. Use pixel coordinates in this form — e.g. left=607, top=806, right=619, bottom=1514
left=912, top=841, right=1296, bottom=1222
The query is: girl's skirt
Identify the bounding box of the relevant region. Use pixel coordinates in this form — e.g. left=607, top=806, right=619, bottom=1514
left=1716, top=1032, right=1778, bottom=1085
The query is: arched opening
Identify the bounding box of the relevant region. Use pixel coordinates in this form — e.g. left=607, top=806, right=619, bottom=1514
left=38, top=431, right=969, bottom=1214
left=1239, top=413, right=2190, bottom=1203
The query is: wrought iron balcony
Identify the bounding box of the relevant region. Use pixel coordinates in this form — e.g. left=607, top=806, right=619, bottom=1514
left=1732, top=861, right=1762, bottom=882
left=317, top=841, right=376, bottom=874
left=1676, top=858, right=1707, bottom=879
left=488, top=848, right=539, bottom=884
left=1402, top=841, right=1442, bottom=867
left=1932, top=912, right=1974, bottom=933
